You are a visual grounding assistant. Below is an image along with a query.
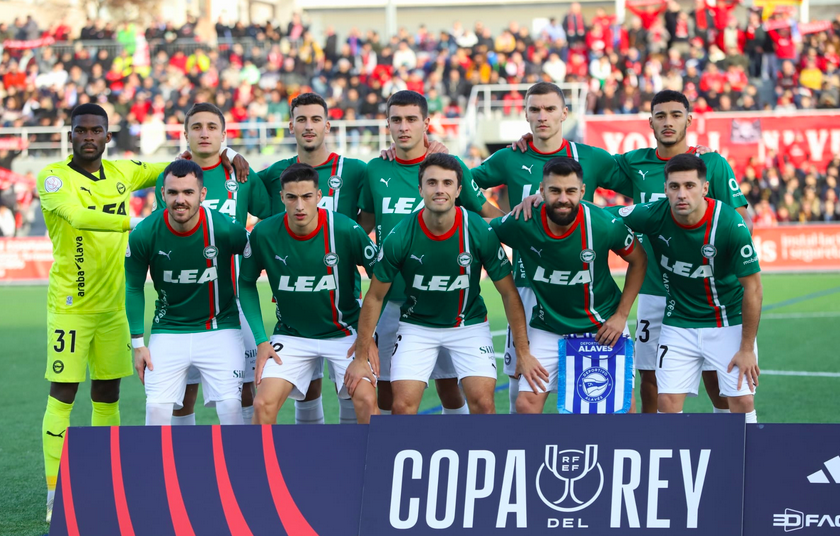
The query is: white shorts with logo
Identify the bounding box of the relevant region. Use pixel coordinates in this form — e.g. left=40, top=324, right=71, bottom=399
left=145, top=330, right=245, bottom=408
left=187, top=306, right=259, bottom=385
left=635, top=294, right=714, bottom=372
left=503, top=286, right=538, bottom=376
left=390, top=321, right=498, bottom=385
left=657, top=324, right=758, bottom=398
left=520, top=326, right=631, bottom=394
left=376, top=300, right=458, bottom=382
left=261, top=334, right=356, bottom=401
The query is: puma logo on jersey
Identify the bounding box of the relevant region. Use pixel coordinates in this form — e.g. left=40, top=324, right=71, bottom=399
left=660, top=255, right=713, bottom=279
left=638, top=170, right=649, bottom=180
left=658, top=235, right=672, bottom=246
left=521, top=164, right=534, bottom=174
left=530, top=246, right=543, bottom=258
left=738, top=223, right=747, bottom=229
left=380, top=178, right=392, bottom=186
left=158, top=250, right=172, bottom=260
left=277, top=275, right=337, bottom=292
left=532, top=266, right=592, bottom=285
left=382, top=197, right=423, bottom=214
left=162, top=267, right=218, bottom=284
left=275, top=255, right=289, bottom=265
left=412, top=274, right=469, bottom=291
left=79, top=186, right=92, bottom=195
left=410, top=254, right=424, bottom=264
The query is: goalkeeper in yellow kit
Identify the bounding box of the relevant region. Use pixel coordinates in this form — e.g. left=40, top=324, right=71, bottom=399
left=36, top=103, right=247, bottom=523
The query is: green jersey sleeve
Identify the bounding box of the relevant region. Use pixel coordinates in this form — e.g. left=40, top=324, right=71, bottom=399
left=358, top=166, right=375, bottom=213
left=488, top=213, right=520, bottom=246
left=124, top=223, right=150, bottom=336
left=350, top=222, right=378, bottom=277
left=470, top=150, right=505, bottom=189
left=707, top=155, right=748, bottom=209
left=477, top=223, right=511, bottom=281
left=726, top=216, right=761, bottom=278
left=605, top=153, right=635, bottom=198
left=373, top=229, right=406, bottom=284
left=247, top=167, right=273, bottom=219
left=618, top=202, right=657, bottom=235
left=238, top=225, right=268, bottom=344
left=608, top=217, right=637, bottom=256
left=154, top=173, right=164, bottom=212
left=457, top=158, right=487, bottom=213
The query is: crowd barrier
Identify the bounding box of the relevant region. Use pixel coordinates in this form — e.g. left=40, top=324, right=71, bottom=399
left=49, top=416, right=840, bottom=535
left=4, top=224, right=839, bottom=284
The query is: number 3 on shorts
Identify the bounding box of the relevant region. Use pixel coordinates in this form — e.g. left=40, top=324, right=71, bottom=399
left=657, top=345, right=669, bottom=369
left=637, top=320, right=650, bottom=343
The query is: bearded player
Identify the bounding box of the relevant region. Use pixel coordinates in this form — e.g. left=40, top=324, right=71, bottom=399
left=347, top=153, right=529, bottom=414
left=128, top=160, right=248, bottom=426
left=358, top=90, right=504, bottom=416
left=258, top=92, right=369, bottom=426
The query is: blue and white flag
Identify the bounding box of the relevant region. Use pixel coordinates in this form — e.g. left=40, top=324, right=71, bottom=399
left=557, top=333, right=634, bottom=414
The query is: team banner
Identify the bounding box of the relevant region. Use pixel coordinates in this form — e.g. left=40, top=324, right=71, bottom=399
left=0, top=237, right=54, bottom=281
left=585, top=111, right=840, bottom=175
left=359, top=414, right=745, bottom=535
left=557, top=334, right=634, bottom=414
left=744, top=425, right=840, bottom=535
left=49, top=424, right=369, bottom=536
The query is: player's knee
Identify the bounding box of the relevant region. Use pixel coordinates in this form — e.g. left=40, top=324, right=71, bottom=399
left=392, top=399, right=417, bottom=415
left=253, top=396, right=280, bottom=422
left=515, top=394, right=540, bottom=414
left=471, top=396, right=495, bottom=414
left=657, top=394, right=682, bottom=413
left=727, top=395, right=754, bottom=413
left=90, top=379, right=120, bottom=403
left=49, top=382, right=79, bottom=404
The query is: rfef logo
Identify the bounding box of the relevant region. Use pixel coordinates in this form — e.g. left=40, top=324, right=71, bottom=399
left=536, top=444, right=603, bottom=513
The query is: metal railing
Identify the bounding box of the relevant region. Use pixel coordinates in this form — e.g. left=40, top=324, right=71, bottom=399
left=0, top=118, right=467, bottom=160
left=47, top=37, right=281, bottom=59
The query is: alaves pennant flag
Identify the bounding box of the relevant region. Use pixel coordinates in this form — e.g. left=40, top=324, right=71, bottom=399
left=557, top=333, right=634, bottom=414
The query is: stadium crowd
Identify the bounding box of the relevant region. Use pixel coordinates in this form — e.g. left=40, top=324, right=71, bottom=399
left=1, top=3, right=840, bottom=237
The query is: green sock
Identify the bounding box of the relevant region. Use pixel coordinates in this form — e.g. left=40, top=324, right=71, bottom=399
left=91, top=400, right=120, bottom=427
left=43, top=396, right=73, bottom=493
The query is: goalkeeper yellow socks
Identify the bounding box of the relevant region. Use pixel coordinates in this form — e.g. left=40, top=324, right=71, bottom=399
left=43, top=396, right=73, bottom=497
left=91, top=400, right=120, bottom=427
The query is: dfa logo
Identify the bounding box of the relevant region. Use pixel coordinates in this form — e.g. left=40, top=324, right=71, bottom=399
left=536, top=444, right=604, bottom=513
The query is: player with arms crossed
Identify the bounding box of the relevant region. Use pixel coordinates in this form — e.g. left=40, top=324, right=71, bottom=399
left=239, top=163, right=380, bottom=424
left=154, top=103, right=271, bottom=426
left=490, top=158, right=647, bottom=413
left=358, top=91, right=504, bottom=416
left=127, top=160, right=248, bottom=425
left=257, top=93, right=369, bottom=425
left=620, top=154, right=760, bottom=421
left=347, top=153, right=530, bottom=415
left=470, top=81, right=627, bottom=413
left=610, top=90, right=752, bottom=413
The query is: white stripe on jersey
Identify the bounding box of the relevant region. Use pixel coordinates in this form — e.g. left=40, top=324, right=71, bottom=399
left=570, top=142, right=580, bottom=161
left=205, top=207, right=221, bottom=330
left=583, top=204, right=606, bottom=324
left=458, top=207, right=471, bottom=326
left=708, top=200, right=728, bottom=326
left=327, top=210, right=353, bottom=334
left=334, top=155, right=344, bottom=210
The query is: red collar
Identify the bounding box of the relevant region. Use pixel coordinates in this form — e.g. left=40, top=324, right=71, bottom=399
left=418, top=207, right=461, bottom=241
left=671, top=197, right=715, bottom=229
left=284, top=208, right=326, bottom=240
left=541, top=203, right=582, bottom=239
left=164, top=208, right=204, bottom=237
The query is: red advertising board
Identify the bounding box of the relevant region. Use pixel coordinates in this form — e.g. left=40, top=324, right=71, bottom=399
left=585, top=111, right=840, bottom=174
left=0, top=237, right=53, bottom=281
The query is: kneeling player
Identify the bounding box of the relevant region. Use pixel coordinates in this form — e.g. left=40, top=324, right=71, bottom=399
left=126, top=160, right=247, bottom=425
left=492, top=157, right=647, bottom=414
left=239, top=163, right=379, bottom=424
left=620, top=154, right=760, bottom=421
left=347, top=153, right=532, bottom=414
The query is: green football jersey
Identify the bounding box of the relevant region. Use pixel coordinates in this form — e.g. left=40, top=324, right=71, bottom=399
left=360, top=153, right=487, bottom=301
left=125, top=207, right=248, bottom=335
left=490, top=201, right=635, bottom=335
left=619, top=198, right=760, bottom=329
left=258, top=153, right=366, bottom=218
left=374, top=207, right=511, bottom=328
left=472, top=140, right=624, bottom=288
left=154, top=159, right=272, bottom=224
left=239, top=208, right=377, bottom=343
left=611, top=148, right=748, bottom=297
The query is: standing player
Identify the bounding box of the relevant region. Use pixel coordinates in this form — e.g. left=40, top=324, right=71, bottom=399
left=620, top=154, right=760, bottom=421
left=258, top=93, right=369, bottom=426
left=239, top=163, right=380, bottom=424
left=469, top=81, right=626, bottom=413
left=490, top=158, right=647, bottom=413
left=358, top=90, right=504, bottom=416
left=154, top=103, right=271, bottom=426
left=127, top=160, right=248, bottom=426
left=609, top=90, right=752, bottom=414
left=347, top=153, right=530, bottom=414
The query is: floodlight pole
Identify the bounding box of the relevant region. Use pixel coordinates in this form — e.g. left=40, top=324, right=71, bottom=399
left=801, top=0, right=809, bottom=23
left=616, top=0, right=626, bottom=24
left=386, top=0, right=397, bottom=38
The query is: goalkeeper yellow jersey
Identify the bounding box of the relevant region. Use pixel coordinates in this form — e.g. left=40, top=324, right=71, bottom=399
left=37, top=157, right=167, bottom=314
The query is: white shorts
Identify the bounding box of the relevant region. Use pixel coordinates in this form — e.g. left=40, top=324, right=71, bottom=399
left=187, top=306, right=259, bottom=385
left=390, top=321, right=498, bottom=385
left=635, top=294, right=714, bottom=372
left=145, top=330, right=245, bottom=407
left=657, top=324, right=758, bottom=398
left=503, top=286, right=537, bottom=376
left=520, top=326, right=631, bottom=394
left=261, top=334, right=356, bottom=401
left=376, top=300, right=458, bottom=382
